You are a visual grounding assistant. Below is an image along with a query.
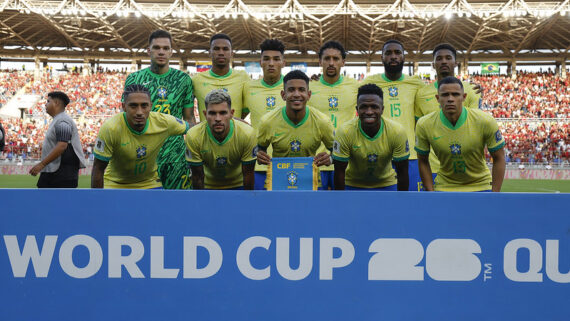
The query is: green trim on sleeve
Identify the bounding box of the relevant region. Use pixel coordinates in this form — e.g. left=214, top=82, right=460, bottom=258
left=392, top=154, right=410, bottom=162
left=488, top=141, right=505, bottom=153
left=94, top=153, right=111, bottom=162
left=332, top=155, right=349, bottom=162
left=414, top=147, right=430, bottom=156
left=241, top=159, right=257, bottom=165
left=188, top=161, right=204, bottom=166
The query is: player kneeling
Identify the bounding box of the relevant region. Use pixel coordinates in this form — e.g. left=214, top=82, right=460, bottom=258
left=91, top=85, right=189, bottom=189
left=185, top=89, right=257, bottom=190
left=415, top=76, right=505, bottom=192
left=333, top=84, right=409, bottom=191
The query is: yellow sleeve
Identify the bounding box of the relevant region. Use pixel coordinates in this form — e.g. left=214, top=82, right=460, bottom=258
left=465, top=84, right=482, bottom=109
left=93, top=121, right=114, bottom=161
left=257, top=117, right=272, bottom=149
left=166, top=114, right=190, bottom=136
left=414, top=120, right=430, bottom=156
left=319, top=113, right=335, bottom=150
left=414, top=88, right=424, bottom=119
left=332, top=126, right=351, bottom=162
left=184, top=130, right=203, bottom=166
left=484, top=115, right=505, bottom=152
left=241, top=125, right=258, bottom=164
left=392, top=124, right=410, bottom=161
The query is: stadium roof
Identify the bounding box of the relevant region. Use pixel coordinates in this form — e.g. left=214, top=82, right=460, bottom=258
left=1, top=0, right=569, bottom=64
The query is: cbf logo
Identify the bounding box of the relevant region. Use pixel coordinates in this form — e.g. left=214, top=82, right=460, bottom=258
left=157, top=87, right=168, bottom=99
left=450, top=143, right=462, bottom=156
left=367, top=153, right=378, bottom=163
left=266, top=96, right=276, bottom=109
left=286, top=171, right=298, bottom=187
left=290, top=140, right=301, bottom=152
left=495, top=130, right=503, bottom=143
left=136, top=145, right=147, bottom=159
left=216, top=156, right=228, bottom=167
left=328, top=96, right=339, bottom=111
left=388, top=86, right=398, bottom=97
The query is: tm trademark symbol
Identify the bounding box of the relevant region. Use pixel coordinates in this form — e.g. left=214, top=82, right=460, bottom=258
left=483, top=263, right=492, bottom=281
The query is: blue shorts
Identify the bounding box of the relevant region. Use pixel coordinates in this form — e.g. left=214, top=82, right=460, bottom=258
left=345, top=184, right=397, bottom=191
left=319, top=171, right=334, bottom=190
left=254, top=172, right=267, bottom=190
left=418, top=173, right=438, bottom=191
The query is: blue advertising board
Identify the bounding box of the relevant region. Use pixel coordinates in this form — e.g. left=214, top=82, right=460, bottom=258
left=0, top=190, right=568, bottom=321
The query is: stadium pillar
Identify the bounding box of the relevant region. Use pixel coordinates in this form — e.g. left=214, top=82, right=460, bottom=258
left=366, top=59, right=371, bottom=75
left=413, top=61, right=419, bottom=75
left=83, top=59, right=90, bottom=76
left=561, top=60, right=567, bottom=79
left=179, top=58, right=188, bottom=72
left=461, top=58, right=468, bottom=76
left=34, top=57, right=41, bottom=78
left=509, top=60, right=517, bottom=79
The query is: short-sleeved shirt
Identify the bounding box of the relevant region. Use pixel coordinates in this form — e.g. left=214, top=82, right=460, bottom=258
left=415, top=108, right=505, bottom=192
left=94, top=112, right=189, bottom=189
left=309, top=75, right=359, bottom=171
left=192, top=69, right=250, bottom=121
left=257, top=106, right=334, bottom=158
left=415, top=80, right=482, bottom=173
left=362, top=73, right=424, bottom=159
left=333, top=117, right=409, bottom=188
left=124, top=67, right=194, bottom=165
left=185, top=119, right=257, bottom=189
left=242, top=77, right=284, bottom=173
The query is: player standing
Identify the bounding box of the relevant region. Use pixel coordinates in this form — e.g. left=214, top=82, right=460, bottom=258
left=124, top=29, right=194, bottom=189
left=242, top=39, right=286, bottom=189
left=257, top=70, right=334, bottom=169
left=92, top=85, right=189, bottom=189
left=308, top=41, right=359, bottom=189
left=193, top=33, right=250, bottom=121
left=362, top=40, right=424, bottom=191
left=333, top=84, right=409, bottom=190
left=415, top=77, right=505, bottom=192
left=185, top=89, right=257, bottom=190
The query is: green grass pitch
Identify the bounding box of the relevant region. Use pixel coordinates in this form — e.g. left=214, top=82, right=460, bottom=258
left=0, top=175, right=569, bottom=192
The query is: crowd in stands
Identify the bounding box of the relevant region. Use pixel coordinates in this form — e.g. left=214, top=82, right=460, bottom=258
left=0, top=70, right=33, bottom=108
left=0, top=69, right=568, bottom=165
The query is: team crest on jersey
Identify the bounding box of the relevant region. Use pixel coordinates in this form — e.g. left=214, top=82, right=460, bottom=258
left=290, top=140, right=302, bottom=152
left=266, top=96, right=276, bottom=109
left=216, top=156, right=228, bottom=167
left=287, top=171, right=298, bottom=187
left=495, top=130, right=503, bottom=142
left=157, top=87, right=168, bottom=99
left=367, top=153, right=378, bottom=163
left=136, top=145, right=147, bottom=159
left=388, top=86, right=398, bottom=97
left=328, top=96, right=339, bottom=111
left=450, top=143, right=462, bottom=156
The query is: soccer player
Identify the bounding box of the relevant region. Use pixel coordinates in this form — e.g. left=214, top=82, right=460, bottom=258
left=242, top=39, right=286, bottom=189
left=193, top=33, right=250, bottom=121
left=333, top=84, right=409, bottom=190
left=415, top=77, right=505, bottom=192
left=308, top=40, right=359, bottom=189
left=362, top=40, right=424, bottom=191
left=257, top=70, right=334, bottom=170
left=185, top=89, right=257, bottom=190
left=91, top=85, right=189, bottom=189
left=415, top=43, right=482, bottom=189
left=124, top=29, right=194, bottom=190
